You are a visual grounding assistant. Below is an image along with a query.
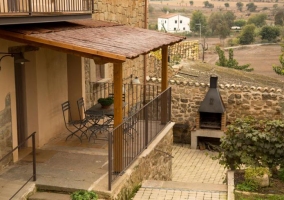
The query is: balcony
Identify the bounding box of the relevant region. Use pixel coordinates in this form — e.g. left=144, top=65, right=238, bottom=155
left=0, top=0, right=94, bottom=25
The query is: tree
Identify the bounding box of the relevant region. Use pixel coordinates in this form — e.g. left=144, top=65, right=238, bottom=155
left=236, top=2, right=244, bottom=12
left=203, top=1, right=210, bottom=7
left=239, top=24, right=256, bottom=44
left=215, top=46, right=253, bottom=71
left=247, top=13, right=267, bottom=27
left=213, top=117, right=284, bottom=170
left=208, top=11, right=235, bottom=39
left=148, top=5, right=154, bottom=13
left=273, top=53, right=284, bottom=75
left=275, top=9, right=284, bottom=26
left=246, top=3, right=257, bottom=12
left=189, top=1, right=194, bottom=6
left=190, top=10, right=208, bottom=35
left=234, top=19, right=246, bottom=27
left=259, top=26, right=280, bottom=41
left=224, top=3, right=229, bottom=9
left=203, top=1, right=214, bottom=8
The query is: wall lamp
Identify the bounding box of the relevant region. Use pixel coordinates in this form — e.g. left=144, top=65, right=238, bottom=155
left=0, top=52, right=29, bottom=71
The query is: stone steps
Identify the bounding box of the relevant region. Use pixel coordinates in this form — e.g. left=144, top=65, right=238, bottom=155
left=28, top=192, right=70, bottom=200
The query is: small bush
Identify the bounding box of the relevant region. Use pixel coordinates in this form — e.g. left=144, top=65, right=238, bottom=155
left=279, top=168, right=284, bottom=182
left=71, top=190, right=98, bottom=200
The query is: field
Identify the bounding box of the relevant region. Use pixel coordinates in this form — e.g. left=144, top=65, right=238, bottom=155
left=149, top=0, right=284, bottom=83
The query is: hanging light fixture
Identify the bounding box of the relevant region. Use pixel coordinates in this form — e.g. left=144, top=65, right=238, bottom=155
left=132, top=76, right=141, bottom=84
left=0, top=52, right=29, bottom=71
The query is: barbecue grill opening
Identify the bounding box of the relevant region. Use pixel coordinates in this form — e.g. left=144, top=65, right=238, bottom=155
left=199, top=112, right=222, bottom=129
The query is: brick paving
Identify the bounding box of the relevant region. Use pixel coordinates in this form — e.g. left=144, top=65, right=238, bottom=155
left=133, top=144, right=228, bottom=200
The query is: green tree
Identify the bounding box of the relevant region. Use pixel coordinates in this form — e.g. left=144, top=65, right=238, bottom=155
left=247, top=13, right=267, bottom=27
left=208, top=11, right=235, bottom=39
left=236, top=2, right=244, bottom=12
left=246, top=2, right=257, bottom=12
left=203, top=1, right=210, bottom=7
left=224, top=3, right=229, bottom=9
left=213, top=117, right=284, bottom=170
left=215, top=46, right=253, bottom=71
left=259, top=25, right=280, bottom=41
left=190, top=10, right=208, bottom=35
left=189, top=1, right=194, bottom=6
left=273, top=53, right=284, bottom=75
left=234, top=19, right=246, bottom=27
left=239, top=24, right=256, bottom=44
left=275, top=9, right=284, bottom=26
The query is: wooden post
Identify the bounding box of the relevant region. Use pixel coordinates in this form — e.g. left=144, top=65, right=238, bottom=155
left=161, top=46, right=168, bottom=124
left=113, top=63, right=123, bottom=172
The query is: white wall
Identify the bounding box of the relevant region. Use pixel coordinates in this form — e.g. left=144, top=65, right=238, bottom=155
left=158, top=15, right=190, bottom=33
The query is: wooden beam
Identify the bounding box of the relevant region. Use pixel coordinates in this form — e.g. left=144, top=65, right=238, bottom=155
left=161, top=46, right=168, bottom=91
left=0, top=30, right=126, bottom=63
left=161, top=46, right=168, bottom=124
left=113, top=63, right=123, bottom=172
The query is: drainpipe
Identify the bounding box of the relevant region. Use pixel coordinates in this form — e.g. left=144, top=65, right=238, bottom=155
left=143, top=0, right=148, bottom=104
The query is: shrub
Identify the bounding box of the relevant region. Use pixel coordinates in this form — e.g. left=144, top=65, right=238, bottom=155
left=71, top=190, right=98, bottom=200
left=213, top=117, right=284, bottom=170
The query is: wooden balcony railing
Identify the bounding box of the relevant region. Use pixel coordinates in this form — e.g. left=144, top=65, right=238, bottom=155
left=0, top=0, right=94, bottom=15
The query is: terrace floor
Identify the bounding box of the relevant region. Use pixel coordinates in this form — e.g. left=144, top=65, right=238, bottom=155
left=0, top=131, right=229, bottom=199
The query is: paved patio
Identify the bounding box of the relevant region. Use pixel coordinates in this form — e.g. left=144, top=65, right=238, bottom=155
left=133, top=144, right=228, bottom=200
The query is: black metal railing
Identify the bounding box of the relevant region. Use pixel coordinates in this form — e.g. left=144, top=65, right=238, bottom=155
left=92, top=83, right=161, bottom=118
left=0, top=132, right=36, bottom=200
left=0, top=0, right=93, bottom=14
left=108, top=87, right=171, bottom=190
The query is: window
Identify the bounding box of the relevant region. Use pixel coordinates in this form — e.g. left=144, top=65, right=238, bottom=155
left=90, top=59, right=110, bottom=82
left=174, top=28, right=176, bottom=30
left=183, top=27, right=185, bottom=30
left=165, top=21, right=166, bottom=23
left=180, top=20, right=182, bottom=23
left=175, top=20, right=177, bottom=24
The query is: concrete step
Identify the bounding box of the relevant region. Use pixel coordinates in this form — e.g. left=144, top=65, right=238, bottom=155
left=142, top=180, right=228, bottom=192
left=0, top=178, right=36, bottom=200
left=28, top=191, right=107, bottom=200
left=28, top=192, right=71, bottom=200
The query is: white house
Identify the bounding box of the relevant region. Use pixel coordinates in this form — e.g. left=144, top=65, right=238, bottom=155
left=158, top=13, right=190, bottom=33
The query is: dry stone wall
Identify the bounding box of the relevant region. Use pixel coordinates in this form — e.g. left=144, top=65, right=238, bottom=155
left=0, top=94, right=13, bottom=170
left=147, top=78, right=284, bottom=128
left=93, top=0, right=146, bottom=28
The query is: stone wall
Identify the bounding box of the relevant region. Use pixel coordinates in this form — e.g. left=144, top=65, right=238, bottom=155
left=0, top=94, right=13, bottom=170
left=109, top=123, right=174, bottom=200
left=93, top=0, right=146, bottom=28
left=147, top=78, right=284, bottom=128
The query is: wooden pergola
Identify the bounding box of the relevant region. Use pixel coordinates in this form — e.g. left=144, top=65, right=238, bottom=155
left=0, top=19, right=186, bottom=171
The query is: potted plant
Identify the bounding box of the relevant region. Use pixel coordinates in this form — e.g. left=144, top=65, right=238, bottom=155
left=97, top=97, right=114, bottom=109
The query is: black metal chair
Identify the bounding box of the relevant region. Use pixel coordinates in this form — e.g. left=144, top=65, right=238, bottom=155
left=61, top=101, right=88, bottom=142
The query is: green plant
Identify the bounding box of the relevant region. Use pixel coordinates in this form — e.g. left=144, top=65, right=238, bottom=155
left=279, top=168, right=284, bottom=182
left=236, top=180, right=259, bottom=192
left=97, top=97, right=114, bottom=106
left=215, top=46, right=253, bottom=71
left=71, top=190, right=98, bottom=200
left=212, top=117, right=284, bottom=170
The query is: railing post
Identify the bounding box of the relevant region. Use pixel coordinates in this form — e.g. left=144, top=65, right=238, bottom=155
left=28, top=0, right=32, bottom=15
left=91, top=0, right=94, bottom=13
left=32, top=132, right=36, bottom=181
left=168, top=88, right=172, bottom=122
left=108, top=131, right=112, bottom=191
left=144, top=106, right=149, bottom=148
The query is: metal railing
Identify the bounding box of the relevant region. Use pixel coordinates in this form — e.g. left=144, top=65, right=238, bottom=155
left=92, top=83, right=161, bottom=118
left=0, top=0, right=93, bottom=14
left=108, top=87, right=171, bottom=190
left=0, top=132, right=36, bottom=200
